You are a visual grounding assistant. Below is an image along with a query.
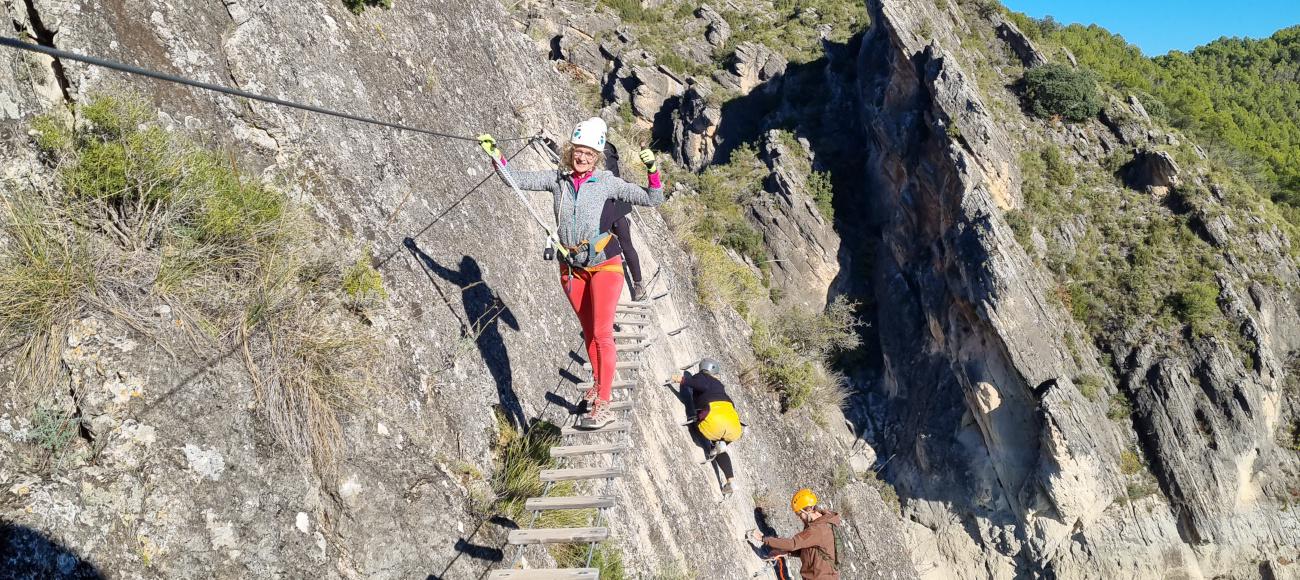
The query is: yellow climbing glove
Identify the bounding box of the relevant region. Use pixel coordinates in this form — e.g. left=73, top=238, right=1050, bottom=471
left=478, top=134, right=500, bottom=158
left=638, top=148, right=658, bottom=173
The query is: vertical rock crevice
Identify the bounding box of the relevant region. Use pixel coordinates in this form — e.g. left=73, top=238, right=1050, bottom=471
left=19, top=0, right=73, bottom=104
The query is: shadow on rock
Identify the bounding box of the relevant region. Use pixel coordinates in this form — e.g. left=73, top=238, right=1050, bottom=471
left=404, top=238, right=525, bottom=429
left=427, top=516, right=519, bottom=580
left=0, top=522, right=104, bottom=580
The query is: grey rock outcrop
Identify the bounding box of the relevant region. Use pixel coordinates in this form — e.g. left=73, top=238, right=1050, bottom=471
left=1100, top=93, right=1158, bottom=146
left=671, top=82, right=721, bottom=171
left=716, top=42, right=787, bottom=96
left=994, top=16, right=1047, bottom=68
left=1123, top=148, right=1181, bottom=193
left=557, top=30, right=609, bottom=80
left=751, top=130, right=841, bottom=310
left=697, top=4, right=731, bottom=49
left=856, top=0, right=1300, bottom=578
left=629, top=64, right=685, bottom=123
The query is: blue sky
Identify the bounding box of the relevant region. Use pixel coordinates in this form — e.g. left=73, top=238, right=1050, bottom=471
left=1001, top=1, right=1300, bottom=56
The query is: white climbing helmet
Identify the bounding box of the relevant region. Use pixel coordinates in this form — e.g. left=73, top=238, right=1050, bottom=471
left=571, top=117, right=607, bottom=151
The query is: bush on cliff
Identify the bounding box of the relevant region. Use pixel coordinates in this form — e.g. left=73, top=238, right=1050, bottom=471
left=343, top=0, right=392, bottom=14
left=1023, top=63, right=1103, bottom=122
left=2, top=95, right=380, bottom=474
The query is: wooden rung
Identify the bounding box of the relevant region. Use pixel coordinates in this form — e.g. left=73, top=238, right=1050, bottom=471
left=613, top=332, right=646, bottom=341
left=487, top=569, right=600, bottom=580
left=614, top=318, right=651, bottom=327
left=507, top=527, right=610, bottom=545
left=608, top=400, right=633, bottom=411
left=615, top=361, right=640, bottom=370
left=617, top=343, right=648, bottom=353
left=617, top=301, right=651, bottom=309
left=550, top=442, right=628, bottom=458
left=525, top=495, right=617, bottom=511
left=539, top=467, right=625, bottom=482
left=615, top=310, right=648, bottom=317
left=561, top=421, right=631, bottom=436
left=574, top=380, right=635, bottom=389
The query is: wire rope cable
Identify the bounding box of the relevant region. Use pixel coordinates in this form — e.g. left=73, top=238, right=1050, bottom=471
left=0, top=36, right=532, bottom=143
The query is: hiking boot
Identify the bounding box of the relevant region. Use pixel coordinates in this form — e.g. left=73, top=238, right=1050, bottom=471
left=631, top=282, right=647, bottom=302
left=721, top=481, right=735, bottom=496
left=577, top=399, right=615, bottom=430
left=581, top=386, right=599, bottom=407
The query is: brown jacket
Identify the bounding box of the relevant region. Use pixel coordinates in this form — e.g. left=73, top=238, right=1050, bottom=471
left=763, top=509, right=841, bottom=580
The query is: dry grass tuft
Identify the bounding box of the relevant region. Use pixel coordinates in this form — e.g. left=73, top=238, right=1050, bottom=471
left=1, top=95, right=381, bottom=475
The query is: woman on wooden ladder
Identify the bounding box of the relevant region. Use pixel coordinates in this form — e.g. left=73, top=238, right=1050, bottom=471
left=479, top=118, right=663, bottom=429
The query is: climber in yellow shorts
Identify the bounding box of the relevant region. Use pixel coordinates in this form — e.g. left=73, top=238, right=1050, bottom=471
left=672, top=357, right=743, bottom=495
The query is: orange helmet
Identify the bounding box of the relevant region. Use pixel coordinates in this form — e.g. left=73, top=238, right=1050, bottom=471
left=791, top=488, right=818, bottom=513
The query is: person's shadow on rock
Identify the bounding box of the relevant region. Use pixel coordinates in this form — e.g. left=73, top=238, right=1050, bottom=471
left=1, top=523, right=105, bottom=579
left=405, top=238, right=525, bottom=428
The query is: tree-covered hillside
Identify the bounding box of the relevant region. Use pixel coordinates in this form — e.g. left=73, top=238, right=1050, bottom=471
left=1008, top=18, right=1300, bottom=214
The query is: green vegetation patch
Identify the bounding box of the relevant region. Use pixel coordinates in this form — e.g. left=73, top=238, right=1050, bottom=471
left=343, top=0, right=392, bottom=14
left=720, top=0, right=869, bottom=64
left=1023, top=63, right=1103, bottom=122
left=490, top=412, right=625, bottom=578
left=750, top=297, right=860, bottom=422
left=1013, top=18, right=1300, bottom=217
left=3, top=96, right=379, bottom=473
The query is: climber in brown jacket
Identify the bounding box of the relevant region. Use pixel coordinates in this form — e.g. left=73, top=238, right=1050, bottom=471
left=749, top=488, right=842, bottom=579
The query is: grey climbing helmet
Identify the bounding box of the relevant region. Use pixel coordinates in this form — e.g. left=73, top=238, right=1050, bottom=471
left=699, top=357, right=722, bottom=376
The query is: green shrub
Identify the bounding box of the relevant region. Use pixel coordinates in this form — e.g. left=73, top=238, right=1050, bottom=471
left=688, top=238, right=764, bottom=314
left=79, top=96, right=150, bottom=139
left=343, top=0, right=392, bottom=14
left=553, top=543, right=625, bottom=579
left=1174, top=281, right=1221, bottom=337
left=773, top=295, right=862, bottom=357
left=5, top=95, right=377, bottom=474
left=0, top=194, right=94, bottom=337
left=1075, top=374, right=1103, bottom=402
left=31, top=114, right=73, bottom=153
left=809, top=170, right=834, bottom=220
left=29, top=405, right=79, bottom=455
left=598, top=0, right=660, bottom=23
left=1125, top=480, right=1157, bottom=501
left=1042, top=145, right=1076, bottom=187
left=1023, top=63, right=1103, bottom=122
left=342, top=253, right=387, bottom=304
left=1107, top=392, right=1133, bottom=421
left=1119, top=449, right=1142, bottom=475
left=750, top=297, right=860, bottom=420
left=1019, top=149, right=1051, bottom=210
left=491, top=411, right=563, bottom=520
left=862, top=469, right=901, bottom=513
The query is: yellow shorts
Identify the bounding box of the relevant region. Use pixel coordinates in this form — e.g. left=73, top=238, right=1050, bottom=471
left=697, top=401, right=743, bottom=443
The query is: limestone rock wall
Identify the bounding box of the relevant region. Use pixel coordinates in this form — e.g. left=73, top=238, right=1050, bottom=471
left=0, top=1, right=915, bottom=578
left=854, top=0, right=1300, bottom=578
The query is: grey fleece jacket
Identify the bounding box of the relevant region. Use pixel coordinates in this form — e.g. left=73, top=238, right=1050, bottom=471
left=510, top=168, right=664, bottom=265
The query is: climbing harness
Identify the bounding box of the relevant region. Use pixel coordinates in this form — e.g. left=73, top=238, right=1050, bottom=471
left=751, top=556, right=791, bottom=579
left=484, top=137, right=626, bottom=281
left=0, top=37, right=533, bottom=144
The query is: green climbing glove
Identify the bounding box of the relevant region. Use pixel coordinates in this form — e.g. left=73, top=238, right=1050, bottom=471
left=478, top=134, right=500, bottom=158
left=638, top=148, right=658, bottom=173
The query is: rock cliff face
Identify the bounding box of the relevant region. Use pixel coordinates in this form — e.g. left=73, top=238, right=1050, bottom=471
left=853, top=0, right=1300, bottom=578
left=0, top=1, right=914, bottom=578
